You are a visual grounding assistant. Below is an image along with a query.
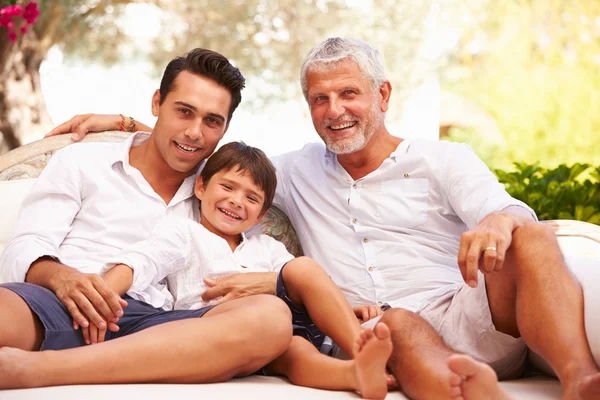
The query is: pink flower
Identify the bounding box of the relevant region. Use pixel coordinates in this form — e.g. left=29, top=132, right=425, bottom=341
left=8, top=30, right=17, bottom=43
left=20, top=25, right=27, bottom=34
left=23, top=2, right=39, bottom=24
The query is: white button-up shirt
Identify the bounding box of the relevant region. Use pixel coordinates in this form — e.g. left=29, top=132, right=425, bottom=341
left=0, top=132, right=200, bottom=283
left=271, top=139, right=536, bottom=312
left=102, top=216, right=294, bottom=310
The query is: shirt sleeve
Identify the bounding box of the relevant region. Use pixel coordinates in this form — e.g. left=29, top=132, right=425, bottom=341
left=270, top=151, right=296, bottom=216
left=443, top=143, right=537, bottom=229
left=263, top=235, right=295, bottom=273
left=102, top=216, right=191, bottom=302
left=0, top=147, right=82, bottom=283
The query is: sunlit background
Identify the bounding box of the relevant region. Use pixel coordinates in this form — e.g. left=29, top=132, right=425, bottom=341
left=2, top=0, right=600, bottom=170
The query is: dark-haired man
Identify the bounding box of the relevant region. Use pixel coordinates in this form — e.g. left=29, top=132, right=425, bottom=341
left=0, top=48, right=292, bottom=387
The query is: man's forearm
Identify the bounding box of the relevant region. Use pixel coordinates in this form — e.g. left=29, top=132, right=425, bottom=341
left=500, top=205, right=536, bottom=230
left=25, top=257, right=73, bottom=290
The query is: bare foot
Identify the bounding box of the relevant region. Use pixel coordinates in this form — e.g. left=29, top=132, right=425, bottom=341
left=353, top=322, right=393, bottom=399
left=448, top=354, right=514, bottom=400
left=579, top=372, right=600, bottom=400
left=0, top=347, right=44, bottom=389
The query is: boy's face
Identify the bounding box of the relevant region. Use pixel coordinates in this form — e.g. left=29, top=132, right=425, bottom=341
left=195, top=167, right=266, bottom=243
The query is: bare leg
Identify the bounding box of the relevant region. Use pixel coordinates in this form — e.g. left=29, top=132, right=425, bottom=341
left=267, top=323, right=392, bottom=399
left=0, top=288, right=43, bottom=350
left=484, top=222, right=600, bottom=400
left=380, top=308, right=464, bottom=400
left=282, top=257, right=361, bottom=356
left=448, top=354, right=513, bottom=400
left=0, top=294, right=292, bottom=389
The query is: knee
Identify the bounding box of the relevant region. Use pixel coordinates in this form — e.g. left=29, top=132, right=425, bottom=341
left=379, top=308, right=423, bottom=331
left=512, top=221, right=556, bottom=246
left=242, top=295, right=292, bottom=344
left=282, top=257, right=327, bottom=285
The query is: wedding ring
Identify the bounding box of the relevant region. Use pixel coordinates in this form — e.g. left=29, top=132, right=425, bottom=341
left=484, top=246, right=497, bottom=252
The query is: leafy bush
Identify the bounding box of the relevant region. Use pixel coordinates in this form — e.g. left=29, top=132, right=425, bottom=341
left=495, top=163, right=600, bottom=224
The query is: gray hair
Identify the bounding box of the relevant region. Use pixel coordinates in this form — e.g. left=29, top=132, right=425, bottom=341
left=300, top=37, right=388, bottom=101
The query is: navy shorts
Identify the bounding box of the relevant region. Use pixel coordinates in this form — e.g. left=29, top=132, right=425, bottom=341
left=276, top=263, right=326, bottom=350
left=1, top=282, right=214, bottom=350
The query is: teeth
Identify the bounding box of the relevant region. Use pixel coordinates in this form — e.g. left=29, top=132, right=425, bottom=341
left=330, top=122, right=356, bottom=130
left=176, top=142, right=199, bottom=152
left=219, top=208, right=241, bottom=219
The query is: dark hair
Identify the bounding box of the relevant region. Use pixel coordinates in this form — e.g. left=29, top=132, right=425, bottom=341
left=159, top=48, right=245, bottom=122
left=200, top=142, right=277, bottom=215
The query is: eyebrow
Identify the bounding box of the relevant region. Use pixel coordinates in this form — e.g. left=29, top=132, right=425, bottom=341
left=174, top=101, right=226, bottom=123
left=221, top=178, right=264, bottom=200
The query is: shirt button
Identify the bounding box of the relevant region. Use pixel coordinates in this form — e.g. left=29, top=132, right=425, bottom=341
left=363, top=238, right=369, bottom=243
left=404, top=173, right=409, bottom=178
left=351, top=218, right=357, bottom=224
left=352, top=184, right=358, bottom=189
left=368, top=266, right=373, bottom=272
left=377, top=300, right=383, bottom=306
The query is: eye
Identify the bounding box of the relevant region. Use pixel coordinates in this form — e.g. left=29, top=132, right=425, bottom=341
left=247, top=196, right=259, bottom=203
left=220, top=184, right=232, bottom=191
left=343, top=90, right=356, bottom=96
left=178, top=108, right=192, bottom=116
left=205, top=116, right=221, bottom=126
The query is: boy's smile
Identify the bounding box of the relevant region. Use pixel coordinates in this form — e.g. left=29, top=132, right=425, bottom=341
left=195, top=166, right=266, bottom=250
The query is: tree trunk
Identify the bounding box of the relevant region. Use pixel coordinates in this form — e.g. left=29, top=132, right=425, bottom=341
left=0, top=29, right=52, bottom=156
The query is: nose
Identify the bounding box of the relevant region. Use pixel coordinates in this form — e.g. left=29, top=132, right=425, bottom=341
left=325, top=97, right=345, bottom=120
left=184, top=119, right=204, bottom=142
left=229, top=190, right=243, bottom=208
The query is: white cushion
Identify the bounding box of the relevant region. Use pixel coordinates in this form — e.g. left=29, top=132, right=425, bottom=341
left=0, top=179, right=35, bottom=255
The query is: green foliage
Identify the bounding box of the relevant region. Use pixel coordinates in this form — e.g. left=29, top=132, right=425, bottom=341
left=495, top=163, right=600, bottom=224
left=443, top=0, right=600, bottom=170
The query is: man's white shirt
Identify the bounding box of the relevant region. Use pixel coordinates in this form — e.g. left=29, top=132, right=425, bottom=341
left=0, top=132, right=200, bottom=282
left=271, top=139, right=537, bottom=313
left=102, top=216, right=294, bottom=310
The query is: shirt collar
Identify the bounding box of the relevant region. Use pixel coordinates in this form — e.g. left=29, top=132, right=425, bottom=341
left=322, top=138, right=410, bottom=171
left=110, top=131, right=151, bottom=167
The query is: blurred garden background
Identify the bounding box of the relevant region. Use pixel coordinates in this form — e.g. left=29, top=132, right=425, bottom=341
left=1, top=0, right=599, bottom=222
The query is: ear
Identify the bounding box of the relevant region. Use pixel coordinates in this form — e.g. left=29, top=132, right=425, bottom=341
left=378, top=81, right=392, bottom=113
left=151, top=89, right=161, bottom=117
left=254, top=210, right=267, bottom=225
left=194, top=175, right=206, bottom=200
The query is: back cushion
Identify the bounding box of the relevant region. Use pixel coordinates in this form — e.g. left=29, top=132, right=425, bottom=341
left=0, top=179, right=36, bottom=254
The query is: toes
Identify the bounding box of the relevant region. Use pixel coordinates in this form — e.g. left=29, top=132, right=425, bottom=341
left=373, top=322, right=391, bottom=340
left=449, top=371, right=463, bottom=386
left=448, top=354, right=479, bottom=379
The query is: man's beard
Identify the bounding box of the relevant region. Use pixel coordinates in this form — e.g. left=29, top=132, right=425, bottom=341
left=319, top=99, right=380, bottom=155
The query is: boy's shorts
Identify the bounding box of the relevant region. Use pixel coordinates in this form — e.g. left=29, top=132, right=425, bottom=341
left=276, top=263, right=326, bottom=350
left=1, top=282, right=215, bottom=350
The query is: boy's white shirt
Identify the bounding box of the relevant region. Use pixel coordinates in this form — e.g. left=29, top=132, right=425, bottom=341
left=101, top=215, right=294, bottom=310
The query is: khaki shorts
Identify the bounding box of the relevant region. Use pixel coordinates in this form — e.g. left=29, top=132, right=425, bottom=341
left=332, top=273, right=527, bottom=380
left=417, top=273, right=527, bottom=380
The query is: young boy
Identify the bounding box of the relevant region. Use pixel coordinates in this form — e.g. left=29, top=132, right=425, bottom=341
left=100, top=141, right=393, bottom=399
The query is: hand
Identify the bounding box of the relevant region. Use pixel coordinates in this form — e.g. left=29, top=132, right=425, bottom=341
left=50, top=267, right=128, bottom=331
left=457, top=212, right=518, bottom=287
left=353, top=305, right=383, bottom=323
left=201, top=272, right=277, bottom=305
left=80, top=318, right=110, bottom=345
left=45, top=114, right=121, bottom=141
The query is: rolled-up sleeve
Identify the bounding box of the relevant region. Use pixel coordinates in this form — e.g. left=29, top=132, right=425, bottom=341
left=0, top=147, right=82, bottom=283
left=102, top=216, right=190, bottom=308
left=444, top=143, right=537, bottom=229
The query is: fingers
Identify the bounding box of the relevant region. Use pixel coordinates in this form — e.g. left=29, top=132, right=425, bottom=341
left=213, top=292, right=236, bottom=305
left=481, top=242, right=498, bottom=274
left=459, top=234, right=480, bottom=287
left=45, top=114, right=91, bottom=139
left=70, top=291, right=107, bottom=330
left=61, top=297, right=89, bottom=329
left=97, top=326, right=107, bottom=344
left=81, top=325, right=91, bottom=345
left=92, top=279, right=124, bottom=321
left=107, top=321, right=120, bottom=333
left=201, top=279, right=227, bottom=301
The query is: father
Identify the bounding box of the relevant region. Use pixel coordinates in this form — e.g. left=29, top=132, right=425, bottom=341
left=16, top=38, right=600, bottom=400
left=0, top=48, right=292, bottom=387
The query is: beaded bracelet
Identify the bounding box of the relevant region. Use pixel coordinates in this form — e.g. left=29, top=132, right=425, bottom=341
left=119, top=114, right=126, bottom=131
left=127, top=116, right=136, bottom=132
